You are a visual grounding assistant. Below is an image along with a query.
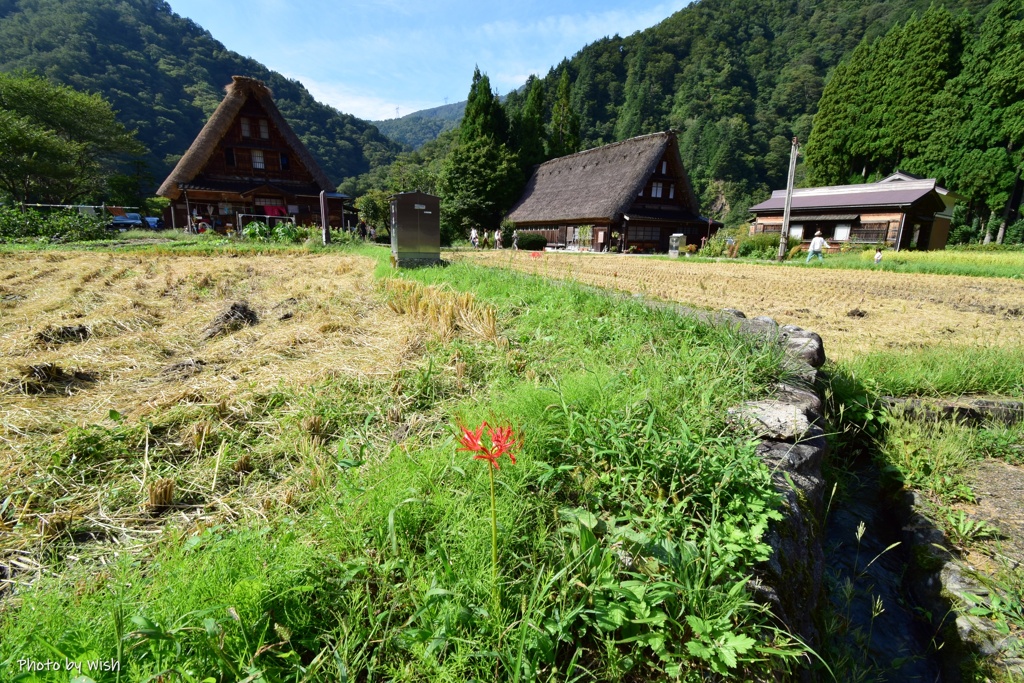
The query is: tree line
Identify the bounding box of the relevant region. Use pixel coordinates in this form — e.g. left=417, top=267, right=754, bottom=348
left=806, top=0, right=1023, bottom=243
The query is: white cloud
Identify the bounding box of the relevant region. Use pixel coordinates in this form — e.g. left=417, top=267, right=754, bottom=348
left=289, top=74, right=439, bottom=121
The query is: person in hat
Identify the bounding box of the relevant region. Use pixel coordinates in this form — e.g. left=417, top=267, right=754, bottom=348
left=806, top=230, right=829, bottom=263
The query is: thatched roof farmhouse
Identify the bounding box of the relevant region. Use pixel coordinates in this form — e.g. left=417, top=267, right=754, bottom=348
left=157, top=76, right=344, bottom=231
left=506, top=131, right=718, bottom=252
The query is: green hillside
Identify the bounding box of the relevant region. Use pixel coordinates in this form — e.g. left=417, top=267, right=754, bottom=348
left=359, top=0, right=995, bottom=227
left=0, top=0, right=402, bottom=189
left=374, top=101, right=465, bottom=150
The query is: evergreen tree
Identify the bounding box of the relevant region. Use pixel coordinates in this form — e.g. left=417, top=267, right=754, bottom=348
left=438, top=68, right=523, bottom=242
left=460, top=67, right=508, bottom=145
left=509, top=77, right=547, bottom=174
left=615, top=38, right=653, bottom=140
left=437, top=136, right=521, bottom=243
left=548, top=70, right=581, bottom=158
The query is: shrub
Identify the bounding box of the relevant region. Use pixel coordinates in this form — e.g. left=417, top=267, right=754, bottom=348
left=0, top=206, right=108, bottom=243
left=737, top=233, right=795, bottom=259
left=373, top=226, right=391, bottom=244
left=517, top=232, right=547, bottom=250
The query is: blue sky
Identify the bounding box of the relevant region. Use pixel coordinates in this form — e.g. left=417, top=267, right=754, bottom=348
left=166, top=0, right=689, bottom=121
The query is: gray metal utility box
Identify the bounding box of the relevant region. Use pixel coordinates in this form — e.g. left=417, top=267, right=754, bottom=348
left=390, top=191, right=441, bottom=267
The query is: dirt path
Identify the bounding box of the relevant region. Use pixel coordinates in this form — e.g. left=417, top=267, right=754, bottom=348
left=455, top=251, right=1024, bottom=360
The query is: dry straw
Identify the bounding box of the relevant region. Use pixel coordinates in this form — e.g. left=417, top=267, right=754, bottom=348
left=0, top=251, right=432, bottom=584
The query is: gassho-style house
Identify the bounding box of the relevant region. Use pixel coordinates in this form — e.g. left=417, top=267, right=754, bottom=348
left=157, top=76, right=347, bottom=232
left=748, top=172, right=956, bottom=251
left=506, top=131, right=721, bottom=253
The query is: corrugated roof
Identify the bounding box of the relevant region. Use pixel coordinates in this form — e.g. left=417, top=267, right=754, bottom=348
left=749, top=179, right=945, bottom=213
left=506, top=131, right=699, bottom=224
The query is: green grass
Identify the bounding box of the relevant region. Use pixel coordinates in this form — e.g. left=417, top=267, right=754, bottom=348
left=839, top=345, right=1024, bottom=397
left=0, top=247, right=808, bottom=681
left=795, top=247, right=1024, bottom=279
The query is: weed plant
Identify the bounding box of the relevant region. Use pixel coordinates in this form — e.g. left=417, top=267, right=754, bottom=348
left=0, top=249, right=807, bottom=681
left=807, top=248, right=1024, bottom=279
left=840, top=345, right=1024, bottom=397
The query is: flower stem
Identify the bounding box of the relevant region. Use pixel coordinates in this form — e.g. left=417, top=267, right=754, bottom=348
left=489, top=465, right=499, bottom=611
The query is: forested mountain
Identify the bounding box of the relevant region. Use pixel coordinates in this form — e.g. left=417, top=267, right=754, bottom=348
left=358, top=0, right=997, bottom=227
left=0, top=0, right=402, bottom=188
left=534, top=0, right=995, bottom=222
left=374, top=101, right=465, bottom=150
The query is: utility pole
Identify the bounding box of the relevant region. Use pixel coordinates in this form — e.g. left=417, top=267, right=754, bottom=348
left=777, top=137, right=799, bottom=262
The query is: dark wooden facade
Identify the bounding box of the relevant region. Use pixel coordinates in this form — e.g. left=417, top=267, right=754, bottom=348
left=157, top=76, right=345, bottom=232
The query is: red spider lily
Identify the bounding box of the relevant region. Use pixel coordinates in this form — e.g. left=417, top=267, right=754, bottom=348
left=530, top=251, right=542, bottom=259
left=458, top=422, right=517, bottom=470
left=457, top=423, right=487, bottom=455
left=457, top=419, right=518, bottom=610
left=487, top=425, right=516, bottom=466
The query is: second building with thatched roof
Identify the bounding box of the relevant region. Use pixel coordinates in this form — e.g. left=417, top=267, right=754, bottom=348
left=157, top=76, right=347, bottom=232
left=506, top=131, right=719, bottom=253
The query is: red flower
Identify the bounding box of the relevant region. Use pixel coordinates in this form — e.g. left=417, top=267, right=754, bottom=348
left=458, top=423, right=487, bottom=454
left=458, top=422, right=517, bottom=470
left=487, top=425, right=516, bottom=465
left=530, top=251, right=542, bottom=259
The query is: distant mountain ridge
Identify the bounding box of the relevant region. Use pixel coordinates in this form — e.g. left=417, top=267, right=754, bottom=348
left=0, top=0, right=402, bottom=188
left=374, top=101, right=466, bottom=150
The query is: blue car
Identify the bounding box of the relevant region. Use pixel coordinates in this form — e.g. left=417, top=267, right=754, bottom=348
left=145, top=216, right=165, bottom=230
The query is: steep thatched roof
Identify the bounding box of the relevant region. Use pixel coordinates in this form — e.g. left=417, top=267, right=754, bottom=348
left=506, top=131, right=698, bottom=225
left=157, top=76, right=334, bottom=199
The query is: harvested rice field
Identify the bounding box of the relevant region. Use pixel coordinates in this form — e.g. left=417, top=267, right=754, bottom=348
left=456, top=250, right=1024, bottom=360
left=0, top=251, right=432, bottom=572
left=0, top=251, right=424, bottom=427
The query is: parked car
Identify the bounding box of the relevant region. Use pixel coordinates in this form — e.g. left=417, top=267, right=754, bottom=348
left=145, top=216, right=164, bottom=230
left=108, top=213, right=146, bottom=230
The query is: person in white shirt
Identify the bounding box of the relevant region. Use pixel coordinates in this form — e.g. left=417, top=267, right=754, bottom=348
left=470, top=227, right=479, bottom=249
left=806, top=230, right=829, bottom=263
left=874, top=248, right=883, bottom=266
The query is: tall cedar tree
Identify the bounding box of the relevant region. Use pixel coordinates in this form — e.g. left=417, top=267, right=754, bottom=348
left=547, top=70, right=581, bottom=158
left=460, top=67, right=509, bottom=146
left=439, top=68, right=522, bottom=242
left=508, top=77, right=547, bottom=174
left=908, top=0, right=1023, bottom=241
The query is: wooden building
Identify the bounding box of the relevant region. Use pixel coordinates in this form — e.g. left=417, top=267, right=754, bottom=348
left=506, top=131, right=718, bottom=253
left=748, top=174, right=953, bottom=251
left=157, top=76, right=346, bottom=232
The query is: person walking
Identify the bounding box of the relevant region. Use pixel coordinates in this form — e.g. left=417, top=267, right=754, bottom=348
left=495, top=229, right=502, bottom=249
left=470, top=227, right=479, bottom=249
left=512, top=229, right=519, bottom=250
left=874, top=248, right=883, bottom=266
left=806, top=230, right=829, bottom=263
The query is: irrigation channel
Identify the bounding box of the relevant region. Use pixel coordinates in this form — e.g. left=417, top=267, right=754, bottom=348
left=823, top=460, right=945, bottom=680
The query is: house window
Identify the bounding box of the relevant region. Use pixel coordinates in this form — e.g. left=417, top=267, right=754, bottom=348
left=669, top=184, right=675, bottom=199
left=651, top=182, right=664, bottom=198
left=627, top=226, right=660, bottom=241
left=280, top=153, right=290, bottom=170
left=224, top=148, right=235, bottom=167
left=661, top=161, right=667, bottom=174
left=834, top=224, right=851, bottom=241
left=240, top=117, right=251, bottom=138
left=789, top=224, right=804, bottom=239
left=252, top=149, right=265, bottom=170
left=259, top=119, right=269, bottom=139
left=254, top=197, right=284, bottom=206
